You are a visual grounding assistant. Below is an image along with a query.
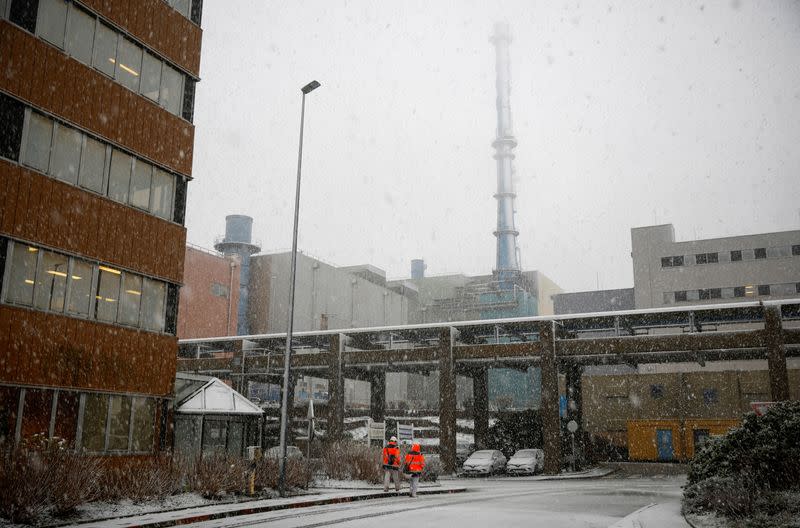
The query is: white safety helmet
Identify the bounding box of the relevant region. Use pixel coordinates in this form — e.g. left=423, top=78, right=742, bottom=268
left=390, top=436, right=397, bottom=442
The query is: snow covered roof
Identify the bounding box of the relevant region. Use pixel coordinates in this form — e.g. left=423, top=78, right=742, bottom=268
left=176, top=377, right=263, bottom=415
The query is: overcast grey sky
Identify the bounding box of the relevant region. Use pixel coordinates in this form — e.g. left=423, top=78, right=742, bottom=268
left=186, top=0, right=800, bottom=293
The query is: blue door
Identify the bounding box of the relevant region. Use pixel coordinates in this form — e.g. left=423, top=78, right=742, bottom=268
left=656, top=429, right=674, bottom=461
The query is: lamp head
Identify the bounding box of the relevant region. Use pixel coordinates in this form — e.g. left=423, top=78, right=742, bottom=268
left=302, top=80, right=321, bottom=94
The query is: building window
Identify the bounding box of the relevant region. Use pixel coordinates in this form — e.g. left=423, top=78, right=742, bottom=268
left=211, top=282, right=229, bottom=298
left=661, top=255, right=684, bottom=268
left=140, top=52, right=163, bottom=102
left=36, top=0, right=68, bottom=48
left=107, top=395, right=131, bottom=451
left=118, top=272, right=143, bottom=327
left=65, top=5, right=95, bottom=65
left=130, top=160, right=153, bottom=211
left=141, top=278, right=166, bottom=332
left=9, top=0, right=37, bottom=32
left=709, top=288, right=721, bottom=299
left=674, top=290, right=687, bottom=302
left=699, top=289, right=710, bottom=300
left=150, top=168, right=174, bottom=220
left=108, top=150, right=133, bottom=203
left=94, top=266, right=121, bottom=323
left=51, top=123, right=82, bottom=185
left=33, top=250, right=69, bottom=312
left=0, top=93, right=25, bottom=161
left=730, top=250, right=742, bottom=262
left=754, top=248, right=767, bottom=259
left=66, top=259, right=93, bottom=316
left=81, top=393, right=108, bottom=452
left=92, top=21, right=118, bottom=77
left=6, top=243, right=38, bottom=306
left=159, top=64, right=184, bottom=116
left=695, top=252, right=719, bottom=265
left=22, top=111, right=54, bottom=172
left=757, top=285, right=770, bottom=296
left=130, top=397, right=156, bottom=452
left=733, top=286, right=746, bottom=298
left=792, top=245, right=800, bottom=256
left=703, top=389, right=718, bottom=405
left=796, top=283, right=800, bottom=294
left=115, top=37, right=143, bottom=91
left=650, top=385, right=665, bottom=399
left=78, top=136, right=107, bottom=194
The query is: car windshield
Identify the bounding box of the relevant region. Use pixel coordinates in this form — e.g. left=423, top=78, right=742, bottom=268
left=470, top=451, right=494, bottom=459
left=512, top=450, right=536, bottom=458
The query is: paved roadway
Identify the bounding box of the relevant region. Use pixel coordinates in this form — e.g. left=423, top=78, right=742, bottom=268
left=185, top=474, right=686, bottom=528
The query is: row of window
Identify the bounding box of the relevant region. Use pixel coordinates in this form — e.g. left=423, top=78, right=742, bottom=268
left=661, top=245, right=800, bottom=268
left=0, top=93, right=187, bottom=224
left=1, top=239, right=179, bottom=334
left=663, top=282, right=800, bottom=304
left=5, top=0, right=196, bottom=121
left=0, top=385, right=158, bottom=454
left=650, top=384, right=718, bottom=405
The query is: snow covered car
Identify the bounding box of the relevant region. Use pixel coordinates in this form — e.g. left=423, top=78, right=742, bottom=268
left=461, top=449, right=506, bottom=476
left=506, top=448, right=544, bottom=475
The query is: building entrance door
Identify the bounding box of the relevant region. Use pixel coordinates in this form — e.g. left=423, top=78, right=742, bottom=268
left=656, top=429, right=674, bottom=461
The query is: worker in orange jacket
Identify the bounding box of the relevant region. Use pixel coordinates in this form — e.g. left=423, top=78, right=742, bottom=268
left=382, top=436, right=401, bottom=492
left=403, top=443, right=425, bottom=497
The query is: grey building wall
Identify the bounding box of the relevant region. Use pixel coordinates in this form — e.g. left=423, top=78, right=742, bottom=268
left=632, top=224, right=800, bottom=309
left=553, top=288, right=635, bottom=315
left=248, top=252, right=409, bottom=333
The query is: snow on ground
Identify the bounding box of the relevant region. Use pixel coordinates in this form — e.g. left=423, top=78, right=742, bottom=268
left=347, top=426, right=368, bottom=439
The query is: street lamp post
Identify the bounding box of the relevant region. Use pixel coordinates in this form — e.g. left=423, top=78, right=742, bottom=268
left=278, top=80, right=321, bottom=498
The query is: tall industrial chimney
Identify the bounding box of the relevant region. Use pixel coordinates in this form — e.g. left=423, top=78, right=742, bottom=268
left=215, top=215, right=261, bottom=335
left=490, top=22, right=521, bottom=288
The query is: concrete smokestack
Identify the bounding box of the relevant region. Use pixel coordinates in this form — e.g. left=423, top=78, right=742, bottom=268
left=214, top=215, right=261, bottom=335
left=411, top=259, right=426, bottom=280
left=490, top=22, right=521, bottom=287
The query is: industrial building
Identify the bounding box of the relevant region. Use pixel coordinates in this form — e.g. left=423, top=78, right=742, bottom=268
left=177, top=245, right=239, bottom=339
left=0, top=0, right=203, bottom=457
left=633, top=223, right=800, bottom=309
left=553, top=223, right=800, bottom=460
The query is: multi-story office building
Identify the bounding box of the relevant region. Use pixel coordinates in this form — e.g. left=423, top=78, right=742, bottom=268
left=0, top=0, right=202, bottom=457
left=632, top=224, right=800, bottom=309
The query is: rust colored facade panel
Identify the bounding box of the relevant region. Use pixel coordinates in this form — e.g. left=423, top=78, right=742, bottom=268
left=177, top=247, right=241, bottom=339
left=79, top=0, right=202, bottom=76
left=0, top=305, right=176, bottom=396
left=0, top=162, right=186, bottom=282
left=0, top=22, right=194, bottom=177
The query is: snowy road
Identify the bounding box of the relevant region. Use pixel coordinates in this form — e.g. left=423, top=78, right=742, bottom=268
left=184, top=476, right=686, bottom=528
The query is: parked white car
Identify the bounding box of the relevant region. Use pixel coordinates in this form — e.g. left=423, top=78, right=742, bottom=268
left=506, top=448, right=544, bottom=475
left=461, top=449, right=506, bottom=476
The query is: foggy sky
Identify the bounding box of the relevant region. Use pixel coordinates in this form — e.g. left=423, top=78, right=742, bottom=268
left=187, top=0, right=800, bottom=293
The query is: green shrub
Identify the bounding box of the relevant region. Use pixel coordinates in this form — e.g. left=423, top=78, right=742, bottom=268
left=683, top=401, right=800, bottom=521
left=486, top=410, right=543, bottom=458
left=687, top=401, right=800, bottom=490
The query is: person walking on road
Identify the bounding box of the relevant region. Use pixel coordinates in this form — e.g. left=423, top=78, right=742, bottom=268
left=403, top=443, right=425, bottom=498
left=382, top=436, right=401, bottom=492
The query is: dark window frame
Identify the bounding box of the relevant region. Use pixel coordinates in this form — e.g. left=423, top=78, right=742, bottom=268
left=730, top=250, right=742, bottom=262
left=754, top=248, right=767, bottom=259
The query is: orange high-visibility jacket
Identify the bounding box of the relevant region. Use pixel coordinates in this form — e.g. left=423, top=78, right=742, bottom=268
left=382, top=442, right=400, bottom=469
left=404, top=444, right=425, bottom=474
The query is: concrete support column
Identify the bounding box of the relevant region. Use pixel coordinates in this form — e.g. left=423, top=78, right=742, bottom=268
left=369, top=371, right=386, bottom=423
left=473, top=367, right=490, bottom=450
left=539, top=321, right=562, bottom=474
left=765, top=307, right=790, bottom=401
left=439, top=327, right=458, bottom=474
left=565, top=363, right=583, bottom=467
left=327, top=334, right=345, bottom=441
